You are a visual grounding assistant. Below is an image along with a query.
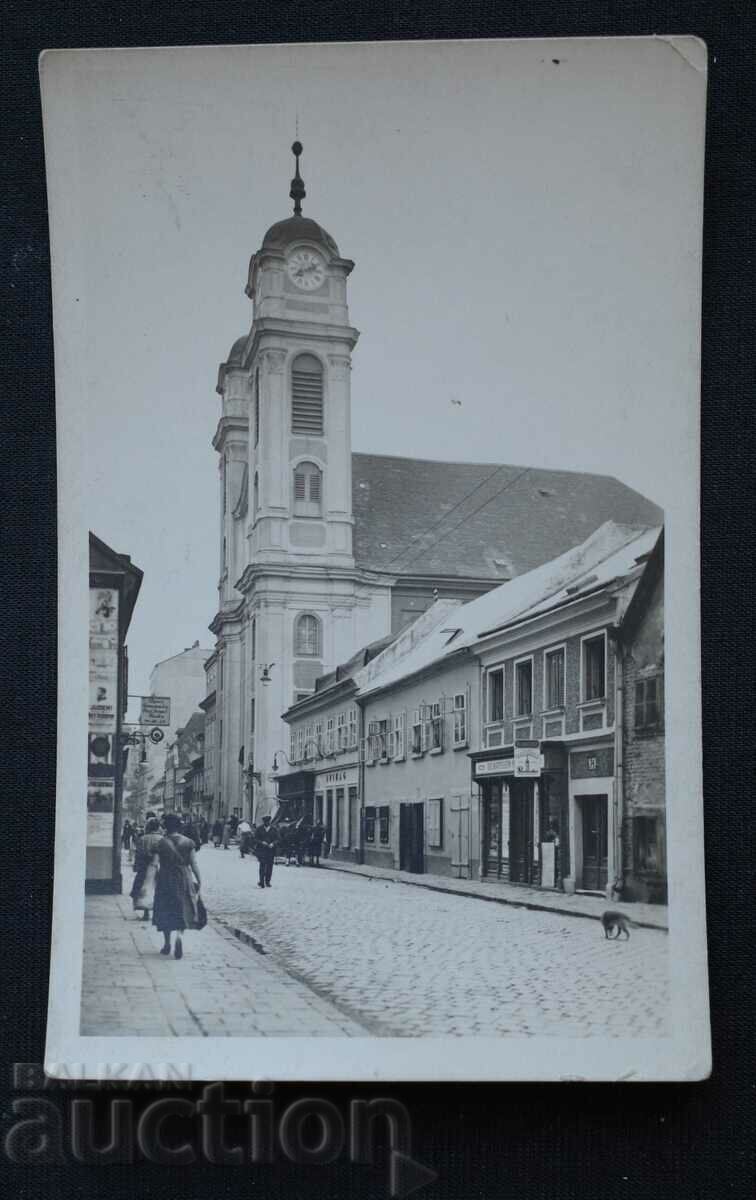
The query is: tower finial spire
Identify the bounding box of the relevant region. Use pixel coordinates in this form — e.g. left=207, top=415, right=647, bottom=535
left=290, top=141, right=305, bottom=216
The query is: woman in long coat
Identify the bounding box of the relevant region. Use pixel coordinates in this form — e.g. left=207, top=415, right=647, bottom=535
left=152, top=812, right=204, bottom=959
left=130, top=816, right=162, bottom=919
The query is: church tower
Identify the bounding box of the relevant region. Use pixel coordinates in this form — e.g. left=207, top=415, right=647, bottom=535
left=211, top=144, right=391, bottom=819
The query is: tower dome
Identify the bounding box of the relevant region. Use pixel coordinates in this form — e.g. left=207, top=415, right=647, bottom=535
left=261, top=215, right=339, bottom=256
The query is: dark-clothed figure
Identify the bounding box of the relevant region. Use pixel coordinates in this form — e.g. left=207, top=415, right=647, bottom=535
left=130, top=817, right=162, bottom=919
left=309, top=821, right=325, bottom=866
left=212, top=818, right=223, bottom=848
left=255, top=816, right=276, bottom=888
left=152, top=813, right=204, bottom=959
left=199, top=816, right=209, bottom=846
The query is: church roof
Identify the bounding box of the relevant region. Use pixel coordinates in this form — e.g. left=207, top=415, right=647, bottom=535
left=350, top=453, right=662, bottom=581
left=261, top=215, right=339, bottom=256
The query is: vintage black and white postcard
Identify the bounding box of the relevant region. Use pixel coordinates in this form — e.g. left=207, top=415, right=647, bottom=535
left=42, top=37, right=709, bottom=1081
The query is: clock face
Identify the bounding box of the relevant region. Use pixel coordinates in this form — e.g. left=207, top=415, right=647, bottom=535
left=287, top=249, right=326, bottom=291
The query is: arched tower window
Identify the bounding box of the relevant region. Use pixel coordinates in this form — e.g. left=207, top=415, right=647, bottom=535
left=293, top=461, right=322, bottom=517
left=294, top=613, right=322, bottom=657
left=291, top=353, right=324, bottom=435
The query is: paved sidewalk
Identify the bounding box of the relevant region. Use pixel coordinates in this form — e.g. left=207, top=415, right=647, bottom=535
left=80, top=893, right=367, bottom=1037
left=320, top=859, right=668, bottom=930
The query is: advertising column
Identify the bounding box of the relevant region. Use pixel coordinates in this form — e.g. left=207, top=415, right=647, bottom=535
left=87, top=581, right=121, bottom=890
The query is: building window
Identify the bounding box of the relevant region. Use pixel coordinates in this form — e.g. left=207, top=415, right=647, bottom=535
left=315, top=719, right=323, bottom=752
left=391, top=712, right=406, bottom=760
left=293, top=461, right=323, bottom=517
left=452, top=692, right=467, bottom=746
left=545, top=647, right=565, bottom=709
left=254, top=369, right=260, bottom=447
left=326, top=718, right=335, bottom=754
left=348, top=707, right=358, bottom=749
left=430, top=702, right=444, bottom=751
left=635, top=673, right=664, bottom=731
left=295, top=613, right=322, bottom=657
left=365, top=806, right=376, bottom=843
left=337, top=711, right=347, bottom=751
left=515, top=658, right=533, bottom=718
left=378, top=806, right=390, bottom=845
left=411, top=709, right=426, bottom=755
left=488, top=669, right=504, bottom=722
left=634, top=815, right=662, bottom=873
left=583, top=633, right=606, bottom=701
left=428, top=798, right=443, bottom=849
left=290, top=729, right=297, bottom=763
left=291, top=353, right=324, bottom=435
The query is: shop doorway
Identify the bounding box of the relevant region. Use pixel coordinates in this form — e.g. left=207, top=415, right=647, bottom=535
left=482, top=780, right=506, bottom=879
left=399, top=802, right=425, bottom=873
left=509, top=780, right=536, bottom=884
left=578, top=793, right=608, bottom=891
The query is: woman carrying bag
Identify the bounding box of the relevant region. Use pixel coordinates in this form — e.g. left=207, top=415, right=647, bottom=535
left=130, top=816, right=162, bottom=920
left=152, top=812, right=207, bottom=959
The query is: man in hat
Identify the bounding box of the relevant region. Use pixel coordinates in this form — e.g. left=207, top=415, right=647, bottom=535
left=254, top=815, right=276, bottom=889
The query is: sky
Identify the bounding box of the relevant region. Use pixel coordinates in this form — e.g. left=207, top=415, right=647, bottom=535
left=43, top=38, right=704, bottom=698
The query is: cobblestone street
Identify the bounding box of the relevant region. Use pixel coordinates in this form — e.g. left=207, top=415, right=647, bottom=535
left=198, top=845, right=669, bottom=1039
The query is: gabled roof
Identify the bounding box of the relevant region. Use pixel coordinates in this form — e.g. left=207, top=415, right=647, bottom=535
left=354, top=522, right=662, bottom=698
left=350, top=453, right=662, bottom=581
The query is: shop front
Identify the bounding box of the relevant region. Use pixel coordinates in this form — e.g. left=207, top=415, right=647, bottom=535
left=470, top=742, right=569, bottom=889
left=565, top=744, right=615, bottom=896
left=312, top=765, right=360, bottom=862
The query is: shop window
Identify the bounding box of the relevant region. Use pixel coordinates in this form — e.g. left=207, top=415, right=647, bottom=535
left=635, top=673, right=664, bottom=731
left=488, top=669, right=504, bottom=722
left=294, top=612, right=322, bottom=657
left=515, top=658, right=533, bottom=717
left=378, top=805, right=390, bottom=844
left=291, top=353, right=324, bottom=435
left=582, top=633, right=606, bottom=701
left=293, top=461, right=323, bottom=517
left=634, top=815, right=662, bottom=873
left=545, top=646, right=565, bottom=709
left=428, top=798, right=443, bottom=848
left=365, top=806, right=376, bottom=843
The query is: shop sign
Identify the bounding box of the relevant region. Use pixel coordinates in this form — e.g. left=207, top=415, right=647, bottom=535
left=475, top=757, right=514, bottom=776
left=87, top=812, right=114, bottom=847
left=322, top=767, right=357, bottom=785
left=514, top=743, right=543, bottom=777
left=140, top=695, right=171, bottom=726
left=570, top=747, right=614, bottom=779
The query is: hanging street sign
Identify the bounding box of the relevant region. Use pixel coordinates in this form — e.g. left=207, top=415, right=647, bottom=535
left=149, top=727, right=165, bottom=744
left=139, top=695, right=171, bottom=726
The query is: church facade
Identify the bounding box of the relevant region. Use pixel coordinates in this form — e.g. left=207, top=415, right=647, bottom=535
left=208, top=144, right=661, bottom=822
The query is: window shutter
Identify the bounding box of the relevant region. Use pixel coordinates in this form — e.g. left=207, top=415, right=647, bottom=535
left=294, top=471, right=306, bottom=501
left=309, top=471, right=321, bottom=502
left=291, top=356, right=324, bottom=435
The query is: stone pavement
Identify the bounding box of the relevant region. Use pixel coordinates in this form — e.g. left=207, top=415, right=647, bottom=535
left=80, top=892, right=367, bottom=1037
left=319, top=858, right=669, bottom=930
left=199, top=848, right=670, bottom=1039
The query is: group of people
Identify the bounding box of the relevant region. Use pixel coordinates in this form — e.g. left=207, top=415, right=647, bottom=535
left=128, top=812, right=206, bottom=959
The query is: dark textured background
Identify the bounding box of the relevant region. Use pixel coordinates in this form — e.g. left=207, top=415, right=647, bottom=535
left=1, top=3, right=754, bottom=1198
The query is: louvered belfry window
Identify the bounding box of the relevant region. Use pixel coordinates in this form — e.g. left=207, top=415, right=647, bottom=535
left=291, top=353, right=324, bottom=435
left=293, top=461, right=323, bottom=516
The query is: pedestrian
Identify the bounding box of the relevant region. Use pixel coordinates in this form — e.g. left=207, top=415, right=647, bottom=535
left=199, top=815, right=209, bottom=846
left=130, top=816, right=162, bottom=920
left=237, top=816, right=252, bottom=858
left=309, top=820, right=325, bottom=867
left=152, top=812, right=206, bottom=959
left=255, top=815, right=276, bottom=888
left=183, top=814, right=200, bottom=851
left=212, top=817, right=223, bottom=848
left=222, top=817, right=231, bottom=850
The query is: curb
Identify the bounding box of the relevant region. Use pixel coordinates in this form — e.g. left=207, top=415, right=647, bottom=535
left=320, top=861, right=669, bottom=932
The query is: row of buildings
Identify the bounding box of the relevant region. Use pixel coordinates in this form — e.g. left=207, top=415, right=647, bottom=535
left=276, top=520, right=666, bottom=904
